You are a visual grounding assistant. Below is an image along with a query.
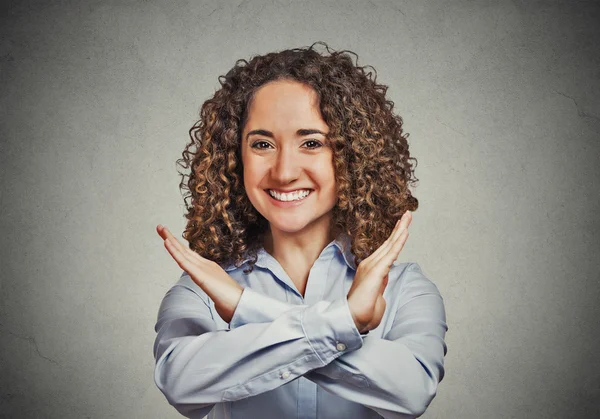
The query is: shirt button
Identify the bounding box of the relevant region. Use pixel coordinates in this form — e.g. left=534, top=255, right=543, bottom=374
left=336, top=342, right=347, bottom=351
left=281, top=371, right=290, bottom=379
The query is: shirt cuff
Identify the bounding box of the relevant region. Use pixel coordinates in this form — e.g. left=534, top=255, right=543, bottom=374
left=300, top=297, right=364, bottom=365
left=229, top=288, right=365, bottom=355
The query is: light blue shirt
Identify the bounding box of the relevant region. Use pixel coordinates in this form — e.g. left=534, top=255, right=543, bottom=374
left=153, top=233, right=448, bottom=419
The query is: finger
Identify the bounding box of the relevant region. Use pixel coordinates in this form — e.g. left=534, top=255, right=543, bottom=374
left=361, top=213, right=407, bottom=273
left=393, top=227, right=409, bottom=252
left=370, top=227, right=409, bottom=273
left=364, top=216, right=404, bottom=266
left=383, top=228, right=410, bottom=267
left=384, top=211, right=411, bottom=248
left=372, top=211, right=411, bottom=266
left=159, top=228, right=199, bottom=270
left=391, top=211, right=411, bottom=241
left=157, top=224, right=180, bottom=245
left=157, top=224, right=170, bottom=240
left=164, top=236, right=196, bottom=272
left=162, top=235, right=211, bottom=289
left=158, top=225, right=205, bottom=264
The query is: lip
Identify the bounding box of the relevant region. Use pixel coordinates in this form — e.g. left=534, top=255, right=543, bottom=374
left=266, top=188, right=314, bottom=193
left=265, top=189, right=313, bottom=207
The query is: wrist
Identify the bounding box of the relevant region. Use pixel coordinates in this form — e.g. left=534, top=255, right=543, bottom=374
left=351, top=313, right=369, bottom=334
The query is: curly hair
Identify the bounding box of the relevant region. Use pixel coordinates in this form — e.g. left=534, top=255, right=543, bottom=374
left=176, top=41, right=419, bottom=274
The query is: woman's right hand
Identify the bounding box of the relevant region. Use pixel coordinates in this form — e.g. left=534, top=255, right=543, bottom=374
left=347, top=210, right=412, bottom=333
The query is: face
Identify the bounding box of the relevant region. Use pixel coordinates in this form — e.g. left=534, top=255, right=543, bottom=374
left=241, top=79, right=337, bottom=237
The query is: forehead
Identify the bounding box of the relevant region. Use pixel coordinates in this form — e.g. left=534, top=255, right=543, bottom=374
left=244, top=80, right=328, bottom=131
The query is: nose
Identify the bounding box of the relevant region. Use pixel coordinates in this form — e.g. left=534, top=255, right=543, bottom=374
left=270, top=144, right=302, bottom=184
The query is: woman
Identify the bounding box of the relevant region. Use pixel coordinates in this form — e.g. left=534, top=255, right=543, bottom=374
left=153, top=42, right=448, bottom=419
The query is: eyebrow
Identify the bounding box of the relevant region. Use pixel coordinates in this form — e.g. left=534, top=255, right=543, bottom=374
left=245, top=129, right=327, bottom=142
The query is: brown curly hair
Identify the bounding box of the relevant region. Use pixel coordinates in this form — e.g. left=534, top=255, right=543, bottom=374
left=176, top=41, right=419, bottom=274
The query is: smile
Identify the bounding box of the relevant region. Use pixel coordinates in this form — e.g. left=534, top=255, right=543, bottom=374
left=268, top=189, right=312, bottom=201
left=265, top=189, right=313, bottom=206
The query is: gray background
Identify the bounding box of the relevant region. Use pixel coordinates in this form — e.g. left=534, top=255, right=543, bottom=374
left=1, top=0, right=599, bottom=418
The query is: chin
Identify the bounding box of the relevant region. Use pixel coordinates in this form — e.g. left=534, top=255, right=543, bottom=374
left=268, top=219, right=308, bottom=233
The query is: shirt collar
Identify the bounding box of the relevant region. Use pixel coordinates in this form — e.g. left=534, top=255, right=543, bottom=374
left=223, top=231, right=357, bottom=272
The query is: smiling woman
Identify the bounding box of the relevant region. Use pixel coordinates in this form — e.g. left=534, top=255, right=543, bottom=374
left=153, top=42, right=448, bottom=419
left=241, top=79, right=338, bottom=263
left=176, top=42, right=418, bottom=272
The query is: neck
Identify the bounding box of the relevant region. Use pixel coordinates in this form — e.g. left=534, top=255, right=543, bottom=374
left=264, top=216, right=339, bottom=268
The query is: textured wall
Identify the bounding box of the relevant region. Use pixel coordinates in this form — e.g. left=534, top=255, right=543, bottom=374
left=1, top=0, right=599, bottom=418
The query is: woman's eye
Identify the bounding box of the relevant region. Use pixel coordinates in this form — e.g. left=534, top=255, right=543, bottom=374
left=303, top=140, right=323, bottom=149
left=251, top=141, right=272, bottom=149
left=251, top=140, right=322, bottom=150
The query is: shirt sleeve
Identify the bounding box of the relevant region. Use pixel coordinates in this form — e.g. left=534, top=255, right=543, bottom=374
left=229, top=263, right=448, bottom=419
left=152, top=271, right=364, bottom=418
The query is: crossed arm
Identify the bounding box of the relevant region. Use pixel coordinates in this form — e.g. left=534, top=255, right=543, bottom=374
left=229, top=262, right=448, bottom=418
left=153, top=263, right=447, bottom=419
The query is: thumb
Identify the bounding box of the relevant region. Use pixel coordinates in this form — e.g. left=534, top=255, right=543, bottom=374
left=380, top=273, right=389, bottom=294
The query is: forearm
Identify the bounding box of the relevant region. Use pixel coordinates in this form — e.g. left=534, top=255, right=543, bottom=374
left=304, top=326, right=446, bottom=418
left=154, top=284, right=363, bottom=414
left=228, top=264, right=448, bottom=418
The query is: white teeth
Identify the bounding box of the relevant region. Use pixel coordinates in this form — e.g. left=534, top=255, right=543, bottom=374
left=268, top=189, right=311, bottom=202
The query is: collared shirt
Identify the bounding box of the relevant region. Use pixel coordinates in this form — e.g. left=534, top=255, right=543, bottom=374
left=153, top=233, right=448, bottom=419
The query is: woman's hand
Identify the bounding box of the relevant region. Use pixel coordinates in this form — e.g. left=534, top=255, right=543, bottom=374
left=347, top=210, right=412, bottom=333
left=157, top=224, right=244, bottom=324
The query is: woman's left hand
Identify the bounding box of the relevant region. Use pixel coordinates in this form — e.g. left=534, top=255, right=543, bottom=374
left=156, top=224, right=244, bottom=324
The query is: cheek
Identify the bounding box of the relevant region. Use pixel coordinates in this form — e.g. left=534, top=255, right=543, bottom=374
left=242, top=161, right=263, bottom=190
left=313, top=159, right=336, bottom=186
